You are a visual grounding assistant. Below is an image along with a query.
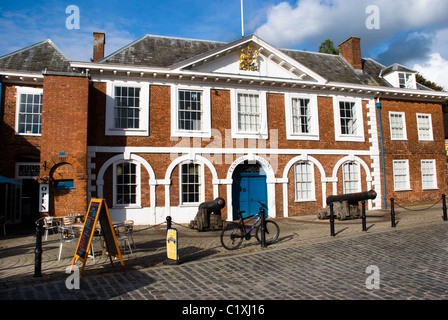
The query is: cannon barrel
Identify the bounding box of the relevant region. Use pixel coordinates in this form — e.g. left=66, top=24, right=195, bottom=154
left=198, top=197, right=226, bottom=214
left=326, top=190, right=377, bottom=205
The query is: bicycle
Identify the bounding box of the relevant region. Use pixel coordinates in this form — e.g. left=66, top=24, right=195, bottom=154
left=220, top=201, right=280, bottom=250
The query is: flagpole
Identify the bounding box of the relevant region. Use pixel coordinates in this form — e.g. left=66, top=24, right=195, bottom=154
left=241, top=0, right=244, bottom=37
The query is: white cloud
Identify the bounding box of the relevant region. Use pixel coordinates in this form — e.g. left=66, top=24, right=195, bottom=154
left=413, top=53, right=448, bottom=90
left=255, top=0, right=448, bottom=49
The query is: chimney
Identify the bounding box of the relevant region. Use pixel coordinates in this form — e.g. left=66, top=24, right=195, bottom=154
left=338, top=37, right=362, bottom=70
left=93, top=32, right=106, bottom=62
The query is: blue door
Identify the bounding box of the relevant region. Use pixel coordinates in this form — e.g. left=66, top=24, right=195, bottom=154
left=232, top=163, right=267, bottom=220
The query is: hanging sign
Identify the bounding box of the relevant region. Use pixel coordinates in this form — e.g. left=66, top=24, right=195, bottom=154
left=71, top=199, right=125, bottom=276
left=39, top=184, right=49, bottom=213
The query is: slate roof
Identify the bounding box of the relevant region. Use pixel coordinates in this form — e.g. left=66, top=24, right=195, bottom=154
left=380, top=63, right=417, bottom=77
left=0, top=40, right=71, bottom=73
left=281, top=49, right=392, bottom=87
left=99, top=34, right=226, bottom=68
left=99, top=34, right=396, bottom=88
left=0, top=34, right=424, bottom=91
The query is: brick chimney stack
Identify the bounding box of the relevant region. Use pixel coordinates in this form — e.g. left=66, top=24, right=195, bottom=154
left=338, top=37, right=362, bottom=70
left=93, top=32, right=106, bottom=62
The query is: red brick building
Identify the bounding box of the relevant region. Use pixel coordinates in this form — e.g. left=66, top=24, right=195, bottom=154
left=1, top=33, right=447, bottom=225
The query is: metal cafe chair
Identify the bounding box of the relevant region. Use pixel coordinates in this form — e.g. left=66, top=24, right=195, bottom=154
left=58, top=226, right=102, bottom=261
left=42, top=216, right=59, bottom=241
left=89, top=229, right=104, bottom=262
left=58, top=226, right=80, bottom=261
left=115, top=220, right=135, bottom=256
left=61, top=215, right=76, bottom=226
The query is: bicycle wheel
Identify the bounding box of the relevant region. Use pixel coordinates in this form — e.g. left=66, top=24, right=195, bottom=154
left=256, top=220, right=280, bottom=245
left=220, top=225, right=244, bottom=250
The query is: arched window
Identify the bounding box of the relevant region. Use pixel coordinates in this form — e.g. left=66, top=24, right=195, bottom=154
left=180, top=162, right=203, bottom=205
left=342, top=161, right=360, bottom=194
left=113, top=161, right=141, bottom=207
left=294, top=161, right=315, bottom=201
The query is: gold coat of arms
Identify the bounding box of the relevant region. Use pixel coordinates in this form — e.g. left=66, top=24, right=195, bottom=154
left=239, top=46, right=259, bottom=71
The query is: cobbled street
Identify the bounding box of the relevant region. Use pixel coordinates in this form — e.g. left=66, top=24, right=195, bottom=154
left=1, top=221, right=448, bottom=301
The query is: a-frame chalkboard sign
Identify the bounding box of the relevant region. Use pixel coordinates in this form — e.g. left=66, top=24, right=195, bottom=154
left=71, top=198, right=125, bottom=276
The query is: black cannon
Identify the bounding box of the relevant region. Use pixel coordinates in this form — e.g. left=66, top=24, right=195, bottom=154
left=318, top=190, right=377, bottom=220
left=189, top=197, right=226, bottom=231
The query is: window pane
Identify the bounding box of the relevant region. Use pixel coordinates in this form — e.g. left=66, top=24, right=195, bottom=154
left=393, top=160, right=410, bottom=190
left=417, top=114, right=432, bottom=140
left=18, top=93, right=42, bottom=134
left=181, top=163, right=201, bottom=203
left=339, top=101, right=356, bottom=135
left=292, top=98, right=311, bottom=134
left=390, top=113, right=405, bottom=139
left=294, top=162, right=313, bottom=201
left=238, top=93, right=261, bottom=132
left=421, top=160, right=436, bottom=189
left=115, top=162, right=138, bottom=205
left=114, top=86, right=140, bottom=129
left=343, top=162, right=360, bottom=194
left=178, top=90, right=203, bottom=131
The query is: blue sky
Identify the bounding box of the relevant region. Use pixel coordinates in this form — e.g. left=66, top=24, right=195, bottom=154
left=1, top=0, right=448, bottom=88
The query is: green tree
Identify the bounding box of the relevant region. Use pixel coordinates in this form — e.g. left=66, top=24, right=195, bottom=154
left=319, top=39, right=339, bottom=55
left=416, top=74, right=448, bottom=113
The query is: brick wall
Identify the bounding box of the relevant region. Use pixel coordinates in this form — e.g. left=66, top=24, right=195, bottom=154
left=338, top=37, right=362, bottom=70
left=0, top=83, right=41, bottom=176
left=41, top=74, right=90, bottom=216
left=86, top=81, right=447, bottom=221
left=378, top=99, right=447, bottom=204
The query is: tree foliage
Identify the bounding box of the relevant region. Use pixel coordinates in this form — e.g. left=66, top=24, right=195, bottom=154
left=416, top=74, right=448, bottom=113
left=319, top=39, right=339, bottom=55
left=318, top=39, right=448, bottom=112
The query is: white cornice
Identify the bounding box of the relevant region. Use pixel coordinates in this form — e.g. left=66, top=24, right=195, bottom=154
left=0, top=71, right=43, bottom=84
left=69, top=61, right=448, bottom=102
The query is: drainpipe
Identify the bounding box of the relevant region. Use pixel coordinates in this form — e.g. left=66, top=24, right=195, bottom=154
left=376, top=98, right=387, bottom=209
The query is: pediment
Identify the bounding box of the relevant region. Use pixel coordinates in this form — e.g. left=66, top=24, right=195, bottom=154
left=171, top=35, right=326, bottom=83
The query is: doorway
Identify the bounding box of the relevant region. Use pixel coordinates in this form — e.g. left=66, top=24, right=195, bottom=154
left=20, top=179, right=40, bottom=226
left=232, top=161, right=267, bottom=220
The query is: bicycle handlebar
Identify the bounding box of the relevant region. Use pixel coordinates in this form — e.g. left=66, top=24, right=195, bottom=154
left=257, top=201, right=267, bottom=208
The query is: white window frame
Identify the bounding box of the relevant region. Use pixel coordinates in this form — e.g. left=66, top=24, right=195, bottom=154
left=171, top=84, right=211, bottom=138
left=416, top=113, right=434, bottom=141
left=113, top=160, right=141, bottom=208
left=179, top=162, right=204, bottom=206
left=285, top=93, right=319, bottom=140
left=421, top=159, right=438, bottom=190
left=333, top=96, right=364, bottom=142
left=398, top=72, right=416, bottom=89
left=342, top=161, right=361, bottom=194
left=294, top=161, right=316, bottom=202
left=15, top=87, right=43, bottom=136
left=105, top=81, right=150, bottom=136
left=16, top=162, right=40, bottom=179
left=389, top=111, right=407, bottom=140
left=231, top=89, right=268, bottom=139
left=393, top=159, right=411, bottom=191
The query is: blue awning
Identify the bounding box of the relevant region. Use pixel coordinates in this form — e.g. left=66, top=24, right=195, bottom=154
left=0, top=175, right=22, bottom=185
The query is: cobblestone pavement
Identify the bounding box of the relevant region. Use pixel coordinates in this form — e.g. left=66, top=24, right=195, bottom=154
left=1, top=203, right=448, bottom=301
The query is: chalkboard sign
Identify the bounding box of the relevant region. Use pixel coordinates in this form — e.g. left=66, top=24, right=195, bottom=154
left=98, top=205, right=119, bottom=257
left=75, top=201, right=99, bottom=260
left=71, top=199, right=125, bottom=276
